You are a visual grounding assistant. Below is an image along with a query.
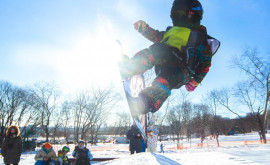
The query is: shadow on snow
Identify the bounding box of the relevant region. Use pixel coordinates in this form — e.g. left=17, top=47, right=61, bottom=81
left=151, top=153, right=182, bottom=165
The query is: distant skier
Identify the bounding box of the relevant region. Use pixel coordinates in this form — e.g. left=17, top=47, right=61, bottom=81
left=160, top=144, right=165, bottom=153
left=1, top=125, right=22, bottom=165
left=146, top=120, right=159, bottom=152
left=119, top=0, right=220, bottom=115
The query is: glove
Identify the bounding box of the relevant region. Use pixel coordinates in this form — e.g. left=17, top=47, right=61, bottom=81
left=185, top=79, right=199, bottom=92
left=134, top=20, right=147, bottom=33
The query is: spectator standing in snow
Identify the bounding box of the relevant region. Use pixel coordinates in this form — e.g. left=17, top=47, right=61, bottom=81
left=1, top=125, right=22, bottom=165
left=72, top=141, right=93, bottom=165
left=34, top=142, right=57, bottom=165
left=147, top=119, right=159, bottom=152
left=127, top=124, right=142, bottom=154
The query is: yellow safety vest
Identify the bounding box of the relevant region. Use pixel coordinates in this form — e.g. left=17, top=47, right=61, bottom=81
left=162, top=26, right=191, bottom=52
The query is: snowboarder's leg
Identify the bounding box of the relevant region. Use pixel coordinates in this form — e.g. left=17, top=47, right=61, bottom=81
left=139, top=77, right=171, bottom=113
left=119, top=43, right=171, bottom=78
left=119, top=48, right=155, bottom=77
left=139, top=66, right=190, bottom=113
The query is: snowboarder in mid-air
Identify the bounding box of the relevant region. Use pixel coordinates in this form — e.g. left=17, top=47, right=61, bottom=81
left=119, top=0, right=220, bottom=115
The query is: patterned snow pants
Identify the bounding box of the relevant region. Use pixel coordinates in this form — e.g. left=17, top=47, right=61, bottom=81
left=127, top=43, right=190, bottom=112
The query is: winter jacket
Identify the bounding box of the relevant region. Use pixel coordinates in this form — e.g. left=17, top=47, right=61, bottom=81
left=147, top=125, right=159, bottom=149
left=1, top=125, right=23, bottom=164
left=127, top=125, right=142, bottom=151
left=139, top=24, right=220, bottom=84
left=35, top=145, right=57, bottom=161
left=57, top=150, right=70, bottom=164
left=72, top=146, right=93, bottom=165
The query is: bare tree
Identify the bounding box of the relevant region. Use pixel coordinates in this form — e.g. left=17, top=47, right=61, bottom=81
left=181, top=101, right=193, bottom=142
left=155, top=99, right=170, bottom=141
left=204, top=90, right=223, bottom=146
left=87, top=86, right=120, bottom=144
left=233, top=48, right=269, bottom=143
left=113, top=111, right=131, bottom=137
left=192, top=104, right=211, bottom=144
left=50, top=110, right=61, bottom=143
left=30, top=82, right=60, bottom=142
left=61, top=101, right=72, bottom=144
left=235, top=81, right=268, bottom=142
left=0, top=81, right=39, bottom=146
left=71, top=90, right=90, bottom=143
left=71, top=86, right=120, bottom=143
left=166, top=89, right=190, bottom=143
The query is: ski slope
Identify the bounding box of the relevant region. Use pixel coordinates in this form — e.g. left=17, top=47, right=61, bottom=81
left=0, top=133, right=269, bottom=165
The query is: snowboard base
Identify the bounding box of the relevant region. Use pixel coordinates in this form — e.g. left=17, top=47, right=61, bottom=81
left=117, top=40, right=147, bottom=140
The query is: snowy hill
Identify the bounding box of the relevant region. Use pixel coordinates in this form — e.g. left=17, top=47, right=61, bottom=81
left=1, top=133, right=269, bottom=165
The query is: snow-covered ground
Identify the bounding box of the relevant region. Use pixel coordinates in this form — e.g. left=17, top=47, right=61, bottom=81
left=1, top=133, right=269, bottom=165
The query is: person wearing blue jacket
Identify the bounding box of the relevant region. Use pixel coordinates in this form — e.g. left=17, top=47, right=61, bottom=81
left=72, top=141, right=93, bottom=165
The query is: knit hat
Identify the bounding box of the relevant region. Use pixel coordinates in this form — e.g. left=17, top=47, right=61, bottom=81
left=44, top=142, right=52, bottom=149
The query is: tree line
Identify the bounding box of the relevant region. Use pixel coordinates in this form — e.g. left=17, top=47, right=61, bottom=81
left=0, top=81, right=121, bottom=147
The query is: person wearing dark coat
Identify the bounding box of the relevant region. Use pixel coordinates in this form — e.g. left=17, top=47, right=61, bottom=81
left=72, top=141, right=93, bottom=165
left=127, top=124, right=142, bottom=154
left=1, top=125, right=23, bottom=165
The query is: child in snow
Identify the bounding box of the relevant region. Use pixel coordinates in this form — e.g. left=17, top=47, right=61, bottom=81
left=34, top=142, right=57, bottom=165
left=57, top=146, right=71, bottom=165
left=119, top=0, right=220, bottom=115
left=160, top=144, right=165, bottom=153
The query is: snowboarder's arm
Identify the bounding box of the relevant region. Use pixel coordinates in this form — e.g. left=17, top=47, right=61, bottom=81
left=185, top=79, right=199, bottom=92
left=190, top=42, right=213, bottom=88
left=134, top=20, right=165, bottom=43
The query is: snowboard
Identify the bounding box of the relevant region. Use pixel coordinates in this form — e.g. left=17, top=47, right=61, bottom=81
left=117, top=40, right=148, bottom=140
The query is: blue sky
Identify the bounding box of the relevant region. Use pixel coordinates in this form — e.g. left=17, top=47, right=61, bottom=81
left=0, top=0, right=270, bottom=116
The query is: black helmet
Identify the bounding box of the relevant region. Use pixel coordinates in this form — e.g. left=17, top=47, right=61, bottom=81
left=171, top=0, right=203, bottom=26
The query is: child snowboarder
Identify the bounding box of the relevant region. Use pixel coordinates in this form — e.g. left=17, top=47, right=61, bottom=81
left=57, top=146, right=71, bottom=165
left=119, top=0, right=220, bottom=115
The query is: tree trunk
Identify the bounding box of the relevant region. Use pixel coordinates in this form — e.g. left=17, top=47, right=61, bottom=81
left=257, top=113, right=267, bottom=144
left=216, top=134, right=220, bottom=147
